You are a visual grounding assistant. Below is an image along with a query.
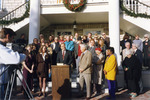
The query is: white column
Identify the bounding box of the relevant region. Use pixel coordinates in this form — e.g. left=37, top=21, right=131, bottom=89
left=109, top=0, right=121, bottom=66
left=28, top=0, right=40, bottom=44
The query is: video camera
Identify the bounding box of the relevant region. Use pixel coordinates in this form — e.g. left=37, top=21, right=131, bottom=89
left=6, top=43, right=26, bottom=53
left=6, top=43, right=26, bottom=70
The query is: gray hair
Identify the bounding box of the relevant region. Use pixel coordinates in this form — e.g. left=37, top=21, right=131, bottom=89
left=80, top=44, right=88, bottom=50
left=125, top=42, right=130, bottom=46
left=144, top=34, right=149, bottom=38
left=132, top=43, right=138, bottom=48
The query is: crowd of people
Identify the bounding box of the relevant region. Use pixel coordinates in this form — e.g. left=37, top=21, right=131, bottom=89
left=0, top=28, right=150, bottom=100
left=120, top=33, right=150, bottom=98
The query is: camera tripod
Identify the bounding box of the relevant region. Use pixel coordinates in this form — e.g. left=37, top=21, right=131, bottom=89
left=0, top=65, right=34, bottom=100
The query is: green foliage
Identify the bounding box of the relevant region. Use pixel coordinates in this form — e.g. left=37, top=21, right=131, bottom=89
left=0, top=3, right=30, bottom=25
left=120, top=0, right=150, bottom=19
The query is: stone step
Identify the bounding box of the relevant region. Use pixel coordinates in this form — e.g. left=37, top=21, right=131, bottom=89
left=47, top=81, right=78, bottom=89
left=43, top=82, right=87, bottom=93
left=43, top=82, right=78, bottom=92
left=70, top=77, right=79, bottom=82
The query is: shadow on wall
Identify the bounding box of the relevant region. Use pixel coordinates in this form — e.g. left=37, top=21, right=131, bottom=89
left=57, top=79, right=71, bottom=99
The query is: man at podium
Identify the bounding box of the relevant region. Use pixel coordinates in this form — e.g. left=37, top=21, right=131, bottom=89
left=57, top=43, right=72, bottom=66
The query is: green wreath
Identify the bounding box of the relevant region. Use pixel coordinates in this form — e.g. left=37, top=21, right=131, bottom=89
left=63, top=0, right=86, bottom=12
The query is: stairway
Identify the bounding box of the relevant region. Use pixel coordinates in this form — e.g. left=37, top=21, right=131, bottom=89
left=120, top=0, right=150, bottom=37
left=0, top=1, right=30, bottom=27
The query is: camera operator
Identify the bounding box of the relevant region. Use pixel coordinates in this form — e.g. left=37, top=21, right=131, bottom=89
left=0, top=28, right=26, bottom=99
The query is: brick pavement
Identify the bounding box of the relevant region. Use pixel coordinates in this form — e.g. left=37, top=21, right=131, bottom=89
left=11, top=88, right=150, bottom=100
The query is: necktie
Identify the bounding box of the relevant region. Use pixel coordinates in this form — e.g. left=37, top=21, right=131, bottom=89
left=133, top=51, right=135, bottom=55
left=63, top=51, right=65, bottom=60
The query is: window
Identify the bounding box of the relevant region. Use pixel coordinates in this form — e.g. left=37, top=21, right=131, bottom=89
left=83, top=28, right=103, bottom=36
left=55, top=29, right=74, bottom=36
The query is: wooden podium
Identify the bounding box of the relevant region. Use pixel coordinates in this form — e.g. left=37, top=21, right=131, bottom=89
left=52, top=65, right=71, bottom=100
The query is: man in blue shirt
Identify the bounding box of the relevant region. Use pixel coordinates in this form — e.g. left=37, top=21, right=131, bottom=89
left=64, top=35, right=74, bottom=51
left=64, top=35, right=75, bottom=69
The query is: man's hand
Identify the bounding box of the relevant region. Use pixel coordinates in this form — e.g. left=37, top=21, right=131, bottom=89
left=104, top=70, right=107, bottom=75
left=125, top=68, right=128, bottom=71
left=79, top=68, right=84, bottom=73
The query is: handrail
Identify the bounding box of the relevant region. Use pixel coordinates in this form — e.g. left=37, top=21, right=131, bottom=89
left=1, top=1, right=30, bottom=19
left=0, top=1, right=30, bottom=25
left=122, top=0, right=150, bottom=15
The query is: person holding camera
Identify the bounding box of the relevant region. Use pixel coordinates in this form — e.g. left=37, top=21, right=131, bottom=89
left=0, top=28, right=26, bottom=99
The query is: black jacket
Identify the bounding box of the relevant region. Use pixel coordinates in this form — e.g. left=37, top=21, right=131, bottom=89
left=122, top=55, right=141, bottom=81
left=57, top=50, right=72, bottom=65
left=134, top=49, right=143, bottom=66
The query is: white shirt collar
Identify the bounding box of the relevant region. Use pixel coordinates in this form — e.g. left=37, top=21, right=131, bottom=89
left=40, top=53, right=46, bottom=60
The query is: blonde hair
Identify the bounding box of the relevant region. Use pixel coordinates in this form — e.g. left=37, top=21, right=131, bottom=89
left=47, top=47, right=53, bottom=54
left=25, top=44, right=32, bottom=50
left=24, top=44, right=32, bottom=56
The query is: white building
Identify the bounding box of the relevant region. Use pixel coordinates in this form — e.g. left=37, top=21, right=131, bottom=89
left=0, top=0, right=150, bottom=88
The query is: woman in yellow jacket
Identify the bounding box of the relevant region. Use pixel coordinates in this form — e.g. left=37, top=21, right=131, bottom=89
left=104, top=47, right=117, bottom=100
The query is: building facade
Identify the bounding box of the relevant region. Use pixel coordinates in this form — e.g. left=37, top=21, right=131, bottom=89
left=0, top=0, right=150, bottom=88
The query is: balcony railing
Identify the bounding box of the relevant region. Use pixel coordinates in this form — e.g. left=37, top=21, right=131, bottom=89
left=41, top=0, right=108, bottom=5
left=123, top=0, right=150, bottom=15
left=0, top=1, right=30, bottom=25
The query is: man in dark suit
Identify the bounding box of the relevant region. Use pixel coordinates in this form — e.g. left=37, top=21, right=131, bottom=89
left=143, top=34, right=150, bottom=68
left=88, top=39, right=97, bottom=58
left=102, top=33, right=110, bottom=48
left=132, top=43, right=143, bottom=93
left=132, top=43, right=143, bottom=66
left=57, top=43, right=72, bottom=66
left=51, top=37, right=61, bottom=65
